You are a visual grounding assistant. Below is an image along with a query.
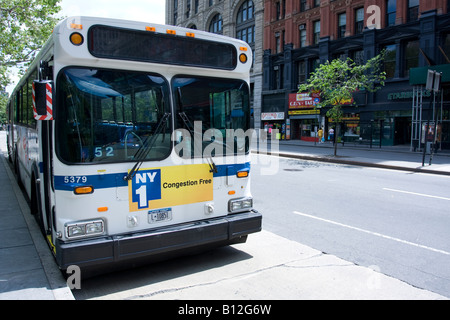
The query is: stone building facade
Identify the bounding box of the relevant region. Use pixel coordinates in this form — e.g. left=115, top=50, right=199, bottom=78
left=166, top=0, right=264, bottom=128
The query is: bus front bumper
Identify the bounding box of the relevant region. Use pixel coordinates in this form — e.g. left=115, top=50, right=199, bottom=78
left=55, top=210, right=261, bottom=272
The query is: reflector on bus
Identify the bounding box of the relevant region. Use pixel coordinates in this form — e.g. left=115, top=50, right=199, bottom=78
left=32, top=80, right=54, bottom=121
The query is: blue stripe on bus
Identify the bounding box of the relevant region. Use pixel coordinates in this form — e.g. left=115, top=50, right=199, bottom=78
left=54, top=162, right=250, bottom=191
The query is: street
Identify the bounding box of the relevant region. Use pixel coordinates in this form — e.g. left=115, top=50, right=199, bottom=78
left=253, top=153, right=450, bottom=297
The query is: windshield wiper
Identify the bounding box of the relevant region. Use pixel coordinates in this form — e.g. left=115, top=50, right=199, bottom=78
left=124, top=113, right=171, bottom=181
left=178, top=112, right=218, bottom=173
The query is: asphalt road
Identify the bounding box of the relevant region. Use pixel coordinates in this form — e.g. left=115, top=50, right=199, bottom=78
left=252, top=154, right=450, bottom=297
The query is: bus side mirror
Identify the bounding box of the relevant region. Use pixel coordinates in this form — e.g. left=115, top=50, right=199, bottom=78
left=33, top=80, right=54, bottom=120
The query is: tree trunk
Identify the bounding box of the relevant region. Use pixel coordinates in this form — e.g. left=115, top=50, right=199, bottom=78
left=333, top=123, right=340, bottom=156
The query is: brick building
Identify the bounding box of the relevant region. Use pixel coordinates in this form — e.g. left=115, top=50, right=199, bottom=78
left=166, top=0, right=265, bottom=129
left=262, top=0, right=450, bottom=149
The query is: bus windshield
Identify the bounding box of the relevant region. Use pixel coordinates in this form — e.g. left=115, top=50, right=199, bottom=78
left=56, top=68, right=171, bottom=164
left=172, top=76, right=251, bottom=158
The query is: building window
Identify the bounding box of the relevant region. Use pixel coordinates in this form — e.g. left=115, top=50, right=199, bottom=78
left=299, top=25, right=306, bottom=48
left=405, top=40, right=419, bottom=77
left=237, top=0, right=254, bottom=23
left=310, top=58, right=321, bottom=74
left=209, top=14, right=223, bottom=34
left=314, top=0, right=320, bottom=8
left=185, top=0, right=191, bottom=18
left=209, top=0, right=214, bottom=7
left=444, top=33, right=450, bottom=63
left=300, top=0, right=306, bottom=12
left=236, top=1, right=255, bottom=46
left=276, top=2, right=281, bottom=20
left=313, top=20, right=321, bottom=45
left=352, top=50, right=365, bottom=65
left=355, top=8, right=364, bottom=35
left=275, top=32, right=281, bottom=53
left=274, top=65, right=283, bottom=89
left=173, top=0, right=178, bottom=24
left=408, top=0, right=419, bottom=22
left=237, top=26, right=255, bottom=44
left=386, top=0, right=396, bottom=27
left=384, top=44, right=397, bottom=78
left=194, top=0, right=199, bottom=14
left=338, top=13, right=346, bottom=38
left=297, top=60, right=307, bottom=84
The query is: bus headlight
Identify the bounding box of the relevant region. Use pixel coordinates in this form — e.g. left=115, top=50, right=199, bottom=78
left=229, top=197, right=253, bottom=213
left=66, top=219, right=104, bottom=239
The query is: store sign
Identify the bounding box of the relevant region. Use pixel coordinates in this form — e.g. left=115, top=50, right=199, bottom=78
left=388, top=90, right=431, bottom=100
left=288, top=109, right=320, bottom=116
left=289, top=93, right=320, bottom=109
left=261, top=112, right=285, bottom=120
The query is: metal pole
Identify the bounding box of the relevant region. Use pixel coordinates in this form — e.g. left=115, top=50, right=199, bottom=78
left=422, top=93, right=433, bottom=166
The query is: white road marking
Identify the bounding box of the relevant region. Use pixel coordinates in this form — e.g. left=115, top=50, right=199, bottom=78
left=293, top=211, right=450, bottom=256
left=383, top=188, right=450, bottom=201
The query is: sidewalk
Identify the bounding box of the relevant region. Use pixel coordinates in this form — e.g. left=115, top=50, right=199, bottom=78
left=0, top=133, right=73, bottom=300
left=254, top=138, right=450, bottom=175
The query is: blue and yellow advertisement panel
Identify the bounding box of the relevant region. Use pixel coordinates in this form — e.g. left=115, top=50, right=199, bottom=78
left=128, top=164, right=213, bottom=212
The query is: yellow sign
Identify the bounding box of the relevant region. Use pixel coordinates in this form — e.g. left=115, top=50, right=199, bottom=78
left=128, top=164, right=213, bottom=211
left=288, top=109, right=320, bottom=115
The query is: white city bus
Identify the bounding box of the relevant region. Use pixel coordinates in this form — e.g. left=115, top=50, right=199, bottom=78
left=6, top=16, right=261, bottom=274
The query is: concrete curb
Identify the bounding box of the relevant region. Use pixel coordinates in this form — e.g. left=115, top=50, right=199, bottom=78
left=253, top=150, right=450, bottom=176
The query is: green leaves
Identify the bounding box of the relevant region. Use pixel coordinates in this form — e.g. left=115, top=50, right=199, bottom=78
left=0, top=0, right=61, bottom=121
left=298, top=51, right=387, bottom=155
left=0, top=0, right=62, bottom=88
left=298, top=52, right=387, bottom=120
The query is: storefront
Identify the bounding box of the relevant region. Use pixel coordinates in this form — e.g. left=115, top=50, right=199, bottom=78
left=261, top=112, right=285, bottom=139
left=288, top=93, right=321, bottom=141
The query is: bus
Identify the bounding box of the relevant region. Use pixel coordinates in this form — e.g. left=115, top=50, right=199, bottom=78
left=6, top=16, right=261, bottom=275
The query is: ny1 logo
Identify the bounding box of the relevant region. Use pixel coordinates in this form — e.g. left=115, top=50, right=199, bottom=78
left=366, top=5, right=381, bottom=30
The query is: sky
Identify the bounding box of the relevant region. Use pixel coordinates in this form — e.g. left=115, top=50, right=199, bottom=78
left=6, top=0, right=166, bottom=93
left=58, top=0, right=166, bottom=24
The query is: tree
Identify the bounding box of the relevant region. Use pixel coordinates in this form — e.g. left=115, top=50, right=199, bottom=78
left=298, top=52, right=386, bottom=156
left=0, top=0, right=61, bottom=122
